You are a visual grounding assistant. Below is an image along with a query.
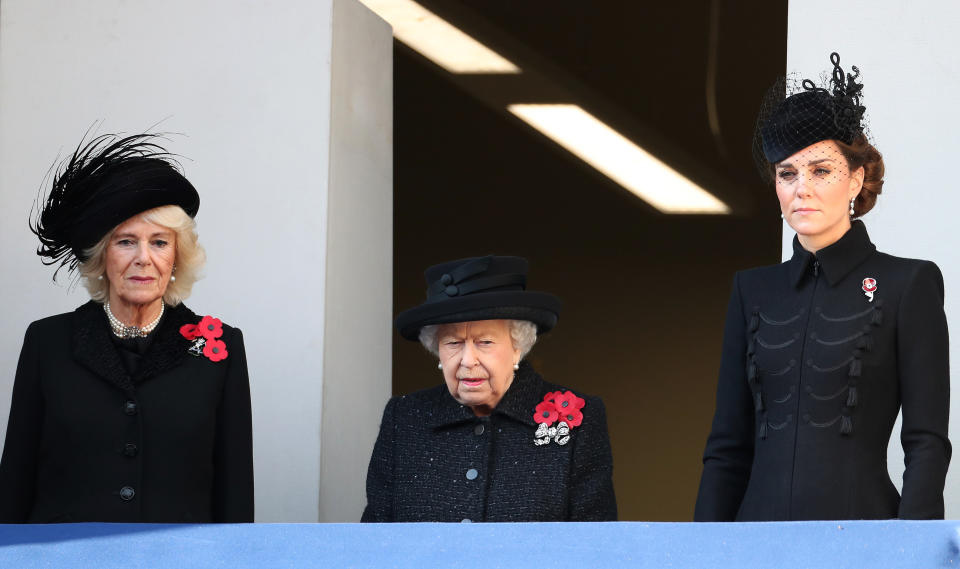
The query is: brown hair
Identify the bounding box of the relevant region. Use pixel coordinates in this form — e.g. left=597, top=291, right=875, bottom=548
left=834, top=133, right=884, bottom=217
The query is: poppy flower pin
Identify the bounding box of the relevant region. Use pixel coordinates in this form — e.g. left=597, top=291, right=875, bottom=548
left=862, top=277, right=877, bottom=302
left=533, top=390, right=586, bottom=446
left=180, top=315, right=228, bottom=362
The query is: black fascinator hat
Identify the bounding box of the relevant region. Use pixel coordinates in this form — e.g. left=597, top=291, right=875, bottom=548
left=754, top=52, right=867, bottom=177
left=30, top=133, right=200, bottom=276
left=395, top=256, right=562, bottom=341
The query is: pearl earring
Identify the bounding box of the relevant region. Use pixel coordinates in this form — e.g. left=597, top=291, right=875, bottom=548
left=849, top=198, right=855, bottom=216
left=513, top=363, right=519, bottom=371
left=170, top=265, right=177, bottom=282
left=437, top=362, right=443, bottom=370
left=97, top=275, right=104, bottom=281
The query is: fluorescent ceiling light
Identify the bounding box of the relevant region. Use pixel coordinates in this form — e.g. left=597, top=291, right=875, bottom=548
left=362, top=0, right=521, bottom=74
left=507, top=104, right=730, bottom=214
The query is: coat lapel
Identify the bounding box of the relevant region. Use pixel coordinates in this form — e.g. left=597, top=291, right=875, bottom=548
left=135, top=303, right=197, bottom=382
left=493, top=362, right=542, bottom=427
left=72, top=301, right=199, bottom=391
left=72, top=301, right=135, bottom=392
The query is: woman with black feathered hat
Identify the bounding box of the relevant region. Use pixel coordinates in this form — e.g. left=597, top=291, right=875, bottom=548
left=0, top=133, right=253, bottom=523
left=361, top=256, right=616, bottom=522
left=695, top=53, right=950, bottom=521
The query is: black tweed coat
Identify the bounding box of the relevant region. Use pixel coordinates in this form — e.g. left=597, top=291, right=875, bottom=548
left=695, top=221, right=951, bottom=521
left=361, top=362, right=616, bottom=522
left=0, top=301, right=254, bottom=523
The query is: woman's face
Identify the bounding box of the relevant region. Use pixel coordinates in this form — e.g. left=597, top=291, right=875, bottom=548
left=436, top=319, right=521, bottom=416
left=104, top=215, right=177, bottom=309
left=775, top=139, right=864, bottom=251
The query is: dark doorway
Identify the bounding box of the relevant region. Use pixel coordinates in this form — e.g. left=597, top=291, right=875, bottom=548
left=392, top=1, right=787, bottom=520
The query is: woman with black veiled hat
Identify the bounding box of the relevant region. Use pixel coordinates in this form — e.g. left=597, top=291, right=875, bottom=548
left=361, top=256, right=616, bottom=522
left=0, top=133, right=254, bottom=523
left=695, top=53, right=950, bottom=521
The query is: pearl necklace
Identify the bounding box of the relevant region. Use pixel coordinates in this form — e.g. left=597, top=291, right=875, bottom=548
left=104, top=301, right=164, bottom=338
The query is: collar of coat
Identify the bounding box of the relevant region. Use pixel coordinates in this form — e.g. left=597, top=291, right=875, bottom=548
left=427, top=361, right=545, bottom=429
left=72, top=300, right=200, bottom=393
left=788, top=220, right=877, bottom=288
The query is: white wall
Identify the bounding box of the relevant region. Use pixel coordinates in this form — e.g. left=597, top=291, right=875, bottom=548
left=320, top=0, right=393, bottom=522
left=0, top=0, right=392, bottom=522
left=785, top=0, right=960, bottom=517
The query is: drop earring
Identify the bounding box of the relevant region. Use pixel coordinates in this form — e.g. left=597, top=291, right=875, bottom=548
left=170, top=265, right=177, bottom=282
left=437, top=362, right=443, bottom=370
left=513, top=363, right=519, bottom=371
left=849, top=198, right=855, bottom=217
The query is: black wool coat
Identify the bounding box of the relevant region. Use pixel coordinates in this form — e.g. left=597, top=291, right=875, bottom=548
left=695, top=221, right=951, bottom=521
left=0, top=301, right=254, bottom=523
left=361, top=362, right=617, bottom=522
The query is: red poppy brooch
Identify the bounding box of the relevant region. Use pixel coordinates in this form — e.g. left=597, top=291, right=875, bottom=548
left=533, top=390, right=586, bottom=446
left=180, top=315, right=229, bottom=362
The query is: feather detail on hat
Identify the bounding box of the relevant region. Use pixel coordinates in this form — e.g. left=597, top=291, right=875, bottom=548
left=29, top=132, right=199, bottom=278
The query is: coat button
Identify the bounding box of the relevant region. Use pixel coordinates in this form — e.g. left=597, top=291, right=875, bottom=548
left=461, top=518, right=472, bottom=523
left=119, top=486, right=136, bottom=501
left=124, top=401, right=138, bottom=415
left=465, top=468, right=478, bottom=480
left=123, top=443, right=138, bottom=457
left=474, top=424, right=484, bottom=435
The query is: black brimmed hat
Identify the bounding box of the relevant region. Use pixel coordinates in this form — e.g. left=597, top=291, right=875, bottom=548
left=395, top=255, right=562, bottom=341
left=30, top=133, right=200, bottom=276
left=754, top=52, right=867, bottom=173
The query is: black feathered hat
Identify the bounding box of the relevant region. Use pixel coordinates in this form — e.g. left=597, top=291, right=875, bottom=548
left=754, top=52, right=867, bottom=174
left=395, top=256, right=562, bottom=341
left=30, top=133, right=200, bottom=276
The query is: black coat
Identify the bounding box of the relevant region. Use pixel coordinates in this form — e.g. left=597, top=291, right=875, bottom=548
left=0, top=301, right=254, bottom=523
left=361, top=362, right=617, bottom=522
left=695, top=221, right=951, bottom=521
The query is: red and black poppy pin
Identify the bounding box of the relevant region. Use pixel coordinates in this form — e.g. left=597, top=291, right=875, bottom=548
left=533, top=390, right=586, bottom=446
left=180, top=315, right=228, bottom=362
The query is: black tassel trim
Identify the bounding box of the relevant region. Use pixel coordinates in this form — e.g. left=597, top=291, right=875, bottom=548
left=848, top=358, right=862, bottom=377
left=871, top=307, right=883, bottom=326
left=754, top=392, right=764, bottom=412
left=856, top=334, right=874, bottom=352
left=846, top=385, right=858, bottom=407
left=747, top=362, right=758, bottom=382
left=840, top=415, right=853, bottom=435
left=749, top=314, right=759, bottom=332
left=758, top=419, right=768, bottom=440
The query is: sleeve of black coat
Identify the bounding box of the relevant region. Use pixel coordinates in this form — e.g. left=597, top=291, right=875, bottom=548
left=0, top=323, right=44, bottom=523
left=566, top=396, right=617, bottom=521
left=694, top=272, right=755, bottom=521
left=896, top=261, right=951, bottom=519
left=361, top=396, right=398, bottom=522
left=212, top=327, right=255, bottom=522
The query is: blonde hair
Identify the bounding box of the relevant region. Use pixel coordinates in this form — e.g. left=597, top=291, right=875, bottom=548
left=79, top=205, right=206, bottom=306
left=419, top=319, right=538, bottom=359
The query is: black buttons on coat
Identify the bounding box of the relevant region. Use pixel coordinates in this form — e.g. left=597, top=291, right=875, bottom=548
left=474, top=424, right=485, bottom=435
left=123, top=401, right=138, bottom=415
left=119, top=486, right=136, bottom=501
left=465, top=468, right=478, bottom=480
left=123, top=443, right=138, bottom=457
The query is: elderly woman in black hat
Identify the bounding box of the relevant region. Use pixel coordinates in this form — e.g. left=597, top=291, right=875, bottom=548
left=361, top=256, right=616, bottom=522
left=695, top=53, right=950, bottom=521
left=0, top=134, right=254, bottom=523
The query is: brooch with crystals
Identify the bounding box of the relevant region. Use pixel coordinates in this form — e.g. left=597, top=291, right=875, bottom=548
left=533, top=390, right=585, bottom=446
left=180, top=315, right=229, bottom=362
